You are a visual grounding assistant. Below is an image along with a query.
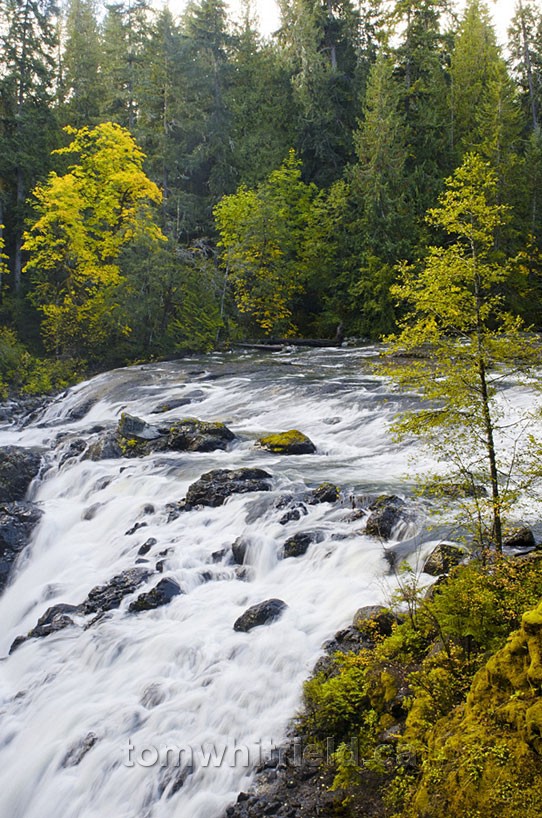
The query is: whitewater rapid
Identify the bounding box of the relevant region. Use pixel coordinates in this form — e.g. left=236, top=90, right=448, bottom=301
left=0, top=347, right=463, bottom=818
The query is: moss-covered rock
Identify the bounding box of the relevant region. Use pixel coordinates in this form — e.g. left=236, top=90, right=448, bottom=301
left=166, top=418, right=235, bottom=452
left=256, top=430, right=316, bottom=455
left=403, top=600, right=542, bottom=817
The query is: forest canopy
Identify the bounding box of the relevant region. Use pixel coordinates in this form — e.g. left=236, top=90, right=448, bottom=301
left=1, top=0, right=542, bottom=379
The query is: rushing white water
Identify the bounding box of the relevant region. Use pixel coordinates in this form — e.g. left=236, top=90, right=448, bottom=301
left=0, top=346, right=501, bottom=818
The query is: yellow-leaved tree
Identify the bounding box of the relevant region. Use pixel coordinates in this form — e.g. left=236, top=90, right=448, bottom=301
left=383, top=153, right=540, bottom=552
left=23, top=122, right=165, bottom=357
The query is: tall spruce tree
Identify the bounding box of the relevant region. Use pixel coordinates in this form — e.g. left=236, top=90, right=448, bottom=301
left=508, top=0, right=542, bottom=132
left=101, top=0, right=152, bottom=130
left=61, top=0, right=103, bottom=127
left=0, top=0, right=60, bottom=295
left=278, top=0, right=361, bottom=185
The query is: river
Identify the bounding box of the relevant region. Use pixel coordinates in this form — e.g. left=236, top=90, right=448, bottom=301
left=0, top=346, right=472, bottom=818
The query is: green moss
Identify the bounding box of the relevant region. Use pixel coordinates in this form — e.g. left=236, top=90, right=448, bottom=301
left=402, top=601, right=542, bottom=818
left=257, top=429, right=315, bottom=453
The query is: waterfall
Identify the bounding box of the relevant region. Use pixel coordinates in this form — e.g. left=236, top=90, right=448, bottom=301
left=0, top=347, right=448, bottom=818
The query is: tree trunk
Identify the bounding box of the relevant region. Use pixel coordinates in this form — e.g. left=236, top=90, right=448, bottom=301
left=475, top=271, right=502, bottom=551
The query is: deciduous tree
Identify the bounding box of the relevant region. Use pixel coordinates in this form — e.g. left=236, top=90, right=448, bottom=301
left=23, top=122, right=165, bottom=357
left=384, top=154, right=539, bottom=551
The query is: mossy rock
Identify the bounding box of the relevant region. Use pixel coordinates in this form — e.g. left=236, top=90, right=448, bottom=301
left=256, top=430, right=316, bottom=455
left=402, top=599, right=542, bottom=817
left=166, top=418, right=235, bottom=452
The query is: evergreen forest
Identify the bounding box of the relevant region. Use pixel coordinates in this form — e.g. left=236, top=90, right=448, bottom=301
left=1, top=0, right=542, bottom=390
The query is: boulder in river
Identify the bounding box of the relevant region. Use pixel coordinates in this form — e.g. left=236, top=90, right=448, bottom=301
left=81, top=567, right=150, bottom=615
left=232, top=537, right=249, bottom=565
left=503, top=527, right=536, bottom=550
left=423, top=543, right=468, bottom=576
left=0, top=446, right=42, bottom=502
left=85, top=431, right=123, bottom=461
left=233, top=599, right=288, bottom=632
left=129, top=577, right=182, bottom=612
left=282, top=531, right=323, bottom=559
left=151, top=397, right=193, bottom=414
left=306, top=482, right=340, bottom=504
left=118, top=412, right=161, bottom=441
left=0, top=502, right=43, bottom=593
left=365, top=495, right=409, bottom=540
left=10, top=603, right=78, bottom=653
left=165, top=419, right=236, bottom=452
left=182, top=468, right=272, bottom=509
left=256, top=430, right=316, bottom=455
left=88, top=414, right=237, bottom=459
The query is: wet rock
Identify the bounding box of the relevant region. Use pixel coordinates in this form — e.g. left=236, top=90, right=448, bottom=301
left=165, top=418, right=236, bottom=453
left=81, top=567, right=150, bottom=615
left=232, top=537, right=249, bottom=565
left=282, top=531, right=323, bottom=559
left=151, top=397, right=192, bottom=414
left=182, top=468, right=272, bottom=509
left=125, top=521, right=148, bottom=536
left=365, top=495, right=408, bottom=540
left=138, top=537, right=157, bottom=556
left=306, top=482, right=340, bottom=504
left=60, top=438, right=87, bottom=465
left=504, top=527, right=536, bottom=550
left=423, top=543, right=468, bottom=576
left=118, top=412, right=162, bottom=441
left=279, top=504, right=308, bottom=525
left=353, top=605, right=395, bottom=637
left=10, top=603, right=78, bottom=653
left=211, top=548, right=228, bottom=563
left=256, top=430, right=316, bottom=455
left=0, top=502, right=43, bottom=593
left=129, top=578, right=182, bottom=612
left=66, top=398, right=97, bottom=422
left=234, top=599, right=288, bottom=632
left=0, top=446, right=42, bottom=502
left=85, top=431, right=123, bottom=461
left=62, top=732, right=98, bottom=767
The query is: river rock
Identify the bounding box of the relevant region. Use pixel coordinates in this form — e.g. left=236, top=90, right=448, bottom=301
left=0, top=446, right=42, bottom=502
left=183, top=468, right=272, bottom=509
left=306, top=482, right=340, bottom=504
left=256, top=430, right=316, bottom=455
left=232, top=537, right=250, bottom=565
left=503, top=527, right=536, bottom=550
left=0, top=502, right=43, bottom=593
left=233, top=599, right=288, bottom=632
left=423, top=543, right=468, bottom=576
left=62, top=732, right=99, bottom=767
left=85, top=431, right=123, bottom=461
left=165, top=419, right=236, bottom=452
left=129, top=577, right=182, bottom=612
left=151, top=397, right=193, bottom=414
left=10, top=603, right=79, bottom=653
left=353, top=605, right=395, bottom=637
left=81, top=567, right=150, bottom=614
left=282, top=531, right=323, bottom=559
left=365, top=495, right=408, bottom=540
left=118, top=412, right=162, bottom=441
